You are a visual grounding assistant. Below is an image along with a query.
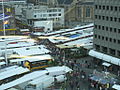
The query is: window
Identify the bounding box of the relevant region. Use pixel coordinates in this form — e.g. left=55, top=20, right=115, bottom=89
left=102, top=16, right=105, bottom=20
left=53, top=14, right=57, bottom=16
left=99, top=5, right=101, bottom=9
left=111, top=6, right=113, bottom=10
left=98, top=35, right=101, bottom=39
left=49, top=14, right=52, bottom=16
left=106, top=27, right=108, bottom=31
left=110, top=27, right=112, bottom=32
left=102, top=26, right=104, bottom=30
left=102, top=36, right=104, bottom=40
left=109, top=48, right=115, bottom=55
left=118, top=29, right=120, bottom=33
left=95, top=5, right=98, bottom=9
left=98, top=25, right=101, bottom=29
left=103, top=6, right=105, bottom=10
left=114, top=17, right=117, bottom=22
left=106, top=16, right=109, bottom=21
left=114, top=28, right=117, bottom=32
left=95, top=34, right=97, bottom=38
left=99, top=16, right=101, bottom=19
left=119, top=18, right=120, bottom=22
left=117, top=51, right=120, bottom=57
left=114, top=39, right=116, bottom=43
left=118, top=40, right=120, bottom=44
left=106, top=37, right=108, bottom=41
left=110, top=17, right=113, bottom=21
left=86, top=8, right=91, bottom=17
left=34, top=15, right=36, bottom=17
left=106, top=6, right=109, bottom=10
left=58, top=13, right=61, bottom=16
left=115, top=6, right=118, bottom=11
left=58, top=9, right=61, bottom=12
left=109, top=38, right=112, bottom=42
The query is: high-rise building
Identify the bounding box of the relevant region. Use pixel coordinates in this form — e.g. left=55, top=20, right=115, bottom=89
left=89, top=0, right=120, bottom=68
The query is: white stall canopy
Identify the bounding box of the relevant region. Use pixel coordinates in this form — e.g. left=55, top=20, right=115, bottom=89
left=89, top=50, right=120, bottom=66
left=112, top=84, right=120, bottom=90
left=102, top=62, right=111, bottom=67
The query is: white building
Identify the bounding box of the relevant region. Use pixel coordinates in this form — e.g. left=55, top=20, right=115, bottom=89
left=34, top=20, right=53, bottom=32
left=15, top=5, right=64, bottom=28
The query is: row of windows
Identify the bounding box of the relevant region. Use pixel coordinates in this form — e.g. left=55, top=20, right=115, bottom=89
left=94, top=35, right=120, bottom=44
left=95, top=25, right=120, bottom=33
left=49, top=13, right=61, bottom=17
left=47, top=9, right=61, bottom=12
left=95, top=5, right=120, bottom=11
left=95, top=44, right=120, bottom=56
left=95, top=15, right=120, bottom=22
left=34, top=13, right=61, bottom=18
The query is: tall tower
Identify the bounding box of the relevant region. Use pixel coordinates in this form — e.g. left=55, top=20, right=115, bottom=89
left=47, top=0, right=58, bottom=6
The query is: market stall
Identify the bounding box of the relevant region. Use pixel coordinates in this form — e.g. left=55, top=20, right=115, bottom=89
left=89, top=71, right=118, bottom=89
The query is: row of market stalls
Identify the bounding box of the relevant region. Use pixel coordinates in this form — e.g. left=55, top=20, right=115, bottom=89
left=88, top=50, right=120, bottom=90
left=0, top=36, right=73, bottom=89
left=89, top=70, right=119, bottom=89
left=0, top=36, right=52, bottom=67
left=0, top=65, right=72, bottom=90
left=33, top=23, right=94, bottom=59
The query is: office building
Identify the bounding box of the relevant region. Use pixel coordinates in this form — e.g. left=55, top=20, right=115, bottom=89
left=89, top=0, right=120, bottom=68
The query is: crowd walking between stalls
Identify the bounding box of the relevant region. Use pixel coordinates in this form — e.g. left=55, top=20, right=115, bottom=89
left=43, top=40, right=94, bottom=90
left=37, top=40, right=120, bottom=90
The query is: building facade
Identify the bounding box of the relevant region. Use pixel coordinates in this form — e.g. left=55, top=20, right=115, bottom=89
left=20, top=5, right=64, bottom=29
left=27, top=0, right=94, bottom=28
left=62, top=0, right=94, bottom=28
left=0, top=5, right=16, bottom=35
left=89, top=0, right=120, bottom=68
left=94, top=0, right=120, bottom=58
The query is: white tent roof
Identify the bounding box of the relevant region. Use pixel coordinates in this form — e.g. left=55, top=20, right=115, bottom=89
left=13, top=45, right=51, bottom=56
left=0, top=65, right=18, bottom=73
left=0, top=66, right=29, bottom=80
left=7, top=41, right=35, bottom=48
left=45, top=23, right=93, bottom=36
left=112, top=84, right=120, bottom=90
left=0, top=70, right=47, bottom=90
left=89, top=50, right=120, bottom=66
left=102, top=62, right=111, bottom=67
left=55, top=75, right=67, bottom=82
left=46, top=66, right=72, bottom=76
left=10, top=54, right=53, bottom=63
left=0, top=62, right=5, bottom=66
left=28, top=75, right=54, bottom=85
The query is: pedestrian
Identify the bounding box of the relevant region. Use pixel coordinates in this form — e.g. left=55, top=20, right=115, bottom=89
left=69, top=81, right=74, bottom=90
left=99, top=86, right=102, bottom=90
left=75, top=80, right=79, bottom=89
left=71, top=62, right=74, bottom=70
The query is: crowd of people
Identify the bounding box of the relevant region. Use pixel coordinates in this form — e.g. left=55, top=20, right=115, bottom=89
left=38, top=39, right=119, bottom=90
